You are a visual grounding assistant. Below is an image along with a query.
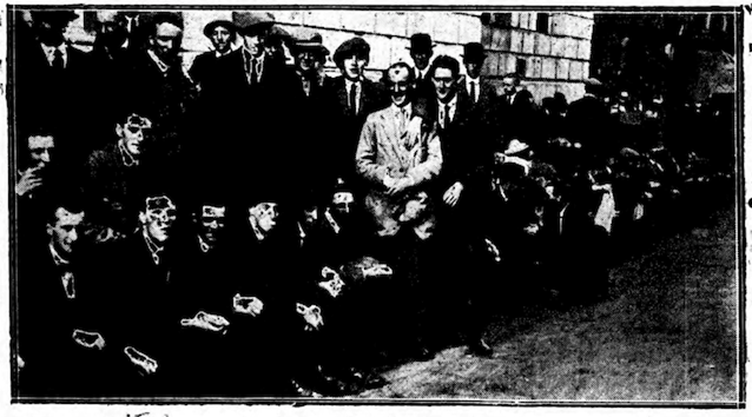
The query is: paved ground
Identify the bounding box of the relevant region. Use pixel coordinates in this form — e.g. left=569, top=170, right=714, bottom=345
left=357, top=196, right=739, bottom=402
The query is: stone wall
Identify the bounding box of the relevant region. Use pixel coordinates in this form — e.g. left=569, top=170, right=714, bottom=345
left=59, top=8, right=592, bottom=103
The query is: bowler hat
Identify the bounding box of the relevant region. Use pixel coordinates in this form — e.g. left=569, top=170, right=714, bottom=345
left=203, top=19, right=236, bottom=38
left=407, top=33, right=434, bottom=52
left=462, top=42, right=486, bottom=61
left=232, top=11, right=275, bottom=34
left=333, top=37, right=370, bottom=66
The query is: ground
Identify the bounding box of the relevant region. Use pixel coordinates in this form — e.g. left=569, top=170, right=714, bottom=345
left=358, top=192, right=739, bottom=402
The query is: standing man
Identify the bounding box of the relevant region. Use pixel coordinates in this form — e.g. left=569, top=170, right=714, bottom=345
left=498, top=72, right=536, bottom=147
left=408, top=33, right=436, bottom=100
left=189, top=18, right=237, bottom=96
left=355, top=62, right=442, bottom=242
left=15, top=10, right=95, bottom=164
left=123, top=12, right=197, bottom=167
left=460, top=43, right=499, bottom=114
left=567, top=78, right=610, bottom=157
left=325, top=37, right=389, bottom=186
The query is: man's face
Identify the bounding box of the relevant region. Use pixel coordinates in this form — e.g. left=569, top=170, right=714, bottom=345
left=464, top=59, right=483, bottom=79
left=99, top=18, right=128, bottom=50
left=117, top=115, right=151, bottom=156
left=250, top=202, right=279, bottom=234
left=28, top=135, right=54, bottom=169
left=388, top=66, right=412, bottom=107
left=151, top=22, right=182, bottom=64
left=331, top=191, right=354, bottom=218
left=199, top=205, right=226, bottom=245
left=410, top=50, right=432, bottom=71
left=210, top=26, right=233, bottom=54
left=432, top=67, right=457, bottom=103
left=142, top=196, right=177, bottom=243
left=243, top=32, right=265, bottom=58
left=341, top=54, right=366, bottom=81
left=48, top=207, right=85, bottom=257
left=502, top=77, right=517, bottom=96
left=295, top=50, right=321, bottom=75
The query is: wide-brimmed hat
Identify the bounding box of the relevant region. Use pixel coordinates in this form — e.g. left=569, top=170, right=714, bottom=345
left=232, top=11, right=275, bottom=35
left=407, top=33, right=435, bottom=52
left=333, top=37, right=370, bottom=66
left=462, top=42, right=486, bottom=61
left=203, top=19, right=236, bottom=38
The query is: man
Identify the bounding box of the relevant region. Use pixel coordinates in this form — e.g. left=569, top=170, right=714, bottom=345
left=17, top=202, right=90, bottom=397
left=189, top=18, right=237, bottom=94
left=324, top=37, right=389, bottom=186
left=101, top=193, right=181, bottom=396
left=122, top=12, right=197, bottom=166
left=170, top=200, right=236, bottom=396
left=498, top=72, right=536, bottom=146
left=355, top=62, right=442, bottom=243
left=82, top=112, right=153, bottom=241
left=15, top=10, right=95, bottom=164
left=460, top=43, right=499, bottom=112
left=567, top=78, right=610, bottom=157
left=408, top=33, right=435, bottom=99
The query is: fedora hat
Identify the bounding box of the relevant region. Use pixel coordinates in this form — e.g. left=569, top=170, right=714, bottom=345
left=407, top=33, right=435, bottom=52
left=292, top=28, right=329, bottom=55
left=203, top=19, right=236, bottom=38
left=232, top=11, right=275, bottom=34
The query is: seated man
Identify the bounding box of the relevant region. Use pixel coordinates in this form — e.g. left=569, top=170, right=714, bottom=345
left=82, top=112, right=152, bottom=241
left=17, top=200, right=90, bottom=397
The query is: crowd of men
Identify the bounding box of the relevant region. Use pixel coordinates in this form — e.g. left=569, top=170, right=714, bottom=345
left=12, top=9, right=732, bottom=399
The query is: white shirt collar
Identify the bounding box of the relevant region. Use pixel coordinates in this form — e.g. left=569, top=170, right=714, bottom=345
left=391, top=102, right=413, bottom=119
left=49, top=243, right=70, bottom=267
left=41, top=42, right=67, bottom=67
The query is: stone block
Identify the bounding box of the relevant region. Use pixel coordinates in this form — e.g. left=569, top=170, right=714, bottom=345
left=511, top=11, right=520, bottom=27
left=564, top=37, right=578, bottom=59
left=504, top=53, right=518, bottom=74
left=321, top=29, right=353, bottom=61
left=556, top=59, right=570, bottom=80
left=433, top=12, right=458, bottom=43
left=375, top=11, right=408, bottom=37
left=480, top=25, right=493, bottom=46
left=484, top=51, right=501, bottom=77
left=583, top=62, right=591, bottom=78
left=338, top=11, right=375, bottom=33
left=510, top=30, right=523, bottom=53
left=522, top=32, right=535, bottom=54
left=524, top=56, right=537, bottom=79
left=304, top=11, right=343, bottom=30
left=531, top=56, right=543, bottom=79
left=362, top=34, right=392, bottom=69
left=492, top=27, right=511, bottom=51
left=519, top=12, right=532, bottom=30
left=578, top=39, right=592, bottom=60
left=406, top=12, right=432, bottom=34
left=535, top=33, right=551, bottom=56
left=391, top=37, right=412, bottom=65
left=457, top=13, right=482, bottom=44
left=541, top=57, right=556, bottom=79
left=569, top=60, right=584, bottom=80
left=273, top=11, right=305, bottom=25
left=551, top=37, right=566, bottom=57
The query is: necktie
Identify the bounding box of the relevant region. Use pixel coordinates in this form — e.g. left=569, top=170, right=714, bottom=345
left=470, top=81, right=477, bottom=103
left=399, top=108, right=407, bottom=132
left=349, top=82, right=358, bottom=116
left=443, top=104, right=451, bottom=130
left=52, top=49, right=64, bottom=71
left=250, top=58, right=258, bottom=86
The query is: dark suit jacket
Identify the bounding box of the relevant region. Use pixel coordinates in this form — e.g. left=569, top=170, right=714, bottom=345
left=498, top=89, right=537, bottom=146
left=14, top=42, right=96, bottom=164
left=323, top=76, right=389, bottom=185
left=567, top=95, right=609, bottom=153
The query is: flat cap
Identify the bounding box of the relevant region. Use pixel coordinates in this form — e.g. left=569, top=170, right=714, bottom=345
left=232, top=11, right=275, bottom=34
left=333, top=37, right=370, bottom=65
left=292, top=28, right=329, bottom=55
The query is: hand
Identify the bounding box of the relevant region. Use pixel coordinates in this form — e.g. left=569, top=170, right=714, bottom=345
left=442, top=182, right=464, bottom=207
left=233, top=294, right=264, bottom=317
left=15, top=167, right=42, bottom=197
left=387, top=177, right=413, bottom=196
left=494, top=152, right=507, bottom=165
left=124, top=346, right=158, bottom=375
left=296, top=303, right=324, bottom=331
left=72, top=329, right=106, bottom=350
